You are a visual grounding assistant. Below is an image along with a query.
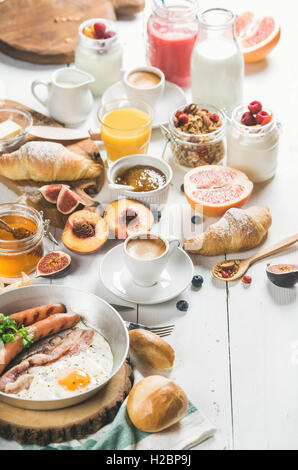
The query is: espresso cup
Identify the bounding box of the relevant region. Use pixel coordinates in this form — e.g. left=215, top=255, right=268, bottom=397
left=123, top=232, right=180, bottom=287
left=122, top=66, right=165, bottom=109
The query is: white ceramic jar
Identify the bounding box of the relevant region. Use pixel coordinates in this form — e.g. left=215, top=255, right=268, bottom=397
left=75, top=18, right=123, bottom=97
left=227, top=105, right=280, bottom=183
left=191, top=8, right=244, bottom=114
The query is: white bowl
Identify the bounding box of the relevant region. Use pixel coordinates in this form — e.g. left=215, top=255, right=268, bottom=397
left=0, top=285, right=129, bottom=410
left=107, top=155, right=173, bottom=208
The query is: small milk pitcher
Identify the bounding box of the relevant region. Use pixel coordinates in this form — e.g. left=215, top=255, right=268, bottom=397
left=31, top=67, right=94, bottom=126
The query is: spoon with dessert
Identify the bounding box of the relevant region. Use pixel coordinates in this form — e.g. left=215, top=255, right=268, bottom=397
left=212, top=233, right=298, bottom=282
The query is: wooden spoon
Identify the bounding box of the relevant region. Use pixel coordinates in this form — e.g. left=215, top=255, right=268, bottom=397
left=0, top=219, right=32, bottom=240
left=212, top=233, right=298, bottom=282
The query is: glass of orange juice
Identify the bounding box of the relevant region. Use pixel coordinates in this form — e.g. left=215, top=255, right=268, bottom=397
left=98, top=99, right=153, bottom=163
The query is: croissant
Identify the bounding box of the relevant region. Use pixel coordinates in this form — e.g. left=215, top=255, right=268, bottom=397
left=183, top=206, right=272, bottom=255
left=0, top=141, right=102, bottom=182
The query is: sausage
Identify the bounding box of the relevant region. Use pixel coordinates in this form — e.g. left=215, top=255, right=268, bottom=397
left=28, top=312, right=80, bottom=343
left=0, top=312, right=80, bottom=376
left=9, top=303, right=66, bottom=327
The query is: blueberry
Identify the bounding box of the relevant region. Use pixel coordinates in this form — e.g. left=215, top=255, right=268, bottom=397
left=153, top=210, right=161, bottom=222
left=191, top=215, right=201, bottom=225
left=192, top=275, right=204, bottom=287
left=180, top=184, right=184, bottom=193
left=176, top=300, right=189, bottom=312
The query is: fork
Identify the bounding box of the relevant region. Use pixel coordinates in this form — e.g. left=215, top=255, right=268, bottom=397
left=125, top=321, right=175, bottom=337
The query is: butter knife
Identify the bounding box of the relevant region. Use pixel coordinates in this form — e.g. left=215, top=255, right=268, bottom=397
left=30, top=126, right=101, bottom=141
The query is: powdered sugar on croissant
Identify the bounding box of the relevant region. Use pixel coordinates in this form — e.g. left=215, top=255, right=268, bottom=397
left=183, top=206, right=272, bottom=255
left=0, top=141, right=102, bottom=182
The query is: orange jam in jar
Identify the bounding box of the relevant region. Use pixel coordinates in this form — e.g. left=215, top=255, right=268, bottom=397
left=0, top=204, right=44, bottom=283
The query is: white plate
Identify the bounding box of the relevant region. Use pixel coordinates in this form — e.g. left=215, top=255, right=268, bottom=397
left=100, top=244, right=194, bottom=305
left=101, top=81, right=187, bottom=129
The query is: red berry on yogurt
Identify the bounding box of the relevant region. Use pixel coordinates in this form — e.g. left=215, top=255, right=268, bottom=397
left=241, top=112, right=257, bottom=126
left=94, top=22, right=107, bottom=39
left=256, top=111, right=272, bottom=126
left=248, top=100, right=262, bottom=115
left=105, top=30, right=116, bottom=39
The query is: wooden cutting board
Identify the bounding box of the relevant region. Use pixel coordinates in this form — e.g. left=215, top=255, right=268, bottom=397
left=0, top=357, right=134, bottom=446
left=0, top=100, right=105, bottom=229
left=0, top=0, right=145, bottom=65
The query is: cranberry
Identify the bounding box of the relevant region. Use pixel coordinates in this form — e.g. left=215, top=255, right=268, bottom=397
left=175, top=109, right=184, bottom=119
left=178, top=114, right=189, bottom=125
left=221, top=270, right=231, bottom=279
left=248, top=101, right=262, bottom=115
left=242, top=275, right=252, bottom=284
left=105, top=30, right=116, bottom=39
left=209, top=113, right=219, bottom=123
left=94, top=22, right=107, bottom=39
left=256, top=111, right=272, bottom=126
left=241, top=112, right=257, bottom=126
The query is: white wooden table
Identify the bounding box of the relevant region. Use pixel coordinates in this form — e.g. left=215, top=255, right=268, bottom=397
left=0, top=0, right=297, bottom=450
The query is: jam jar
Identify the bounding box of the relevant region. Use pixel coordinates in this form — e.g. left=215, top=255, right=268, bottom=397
left=0, top=204, right=44, bottom=283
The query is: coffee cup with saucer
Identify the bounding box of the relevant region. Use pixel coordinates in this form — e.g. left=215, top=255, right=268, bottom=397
left=99, top=235, right=194, bottom=305
left=122, top=66, right=165, bottom=109
left=123, top=232, right=180, bottom=288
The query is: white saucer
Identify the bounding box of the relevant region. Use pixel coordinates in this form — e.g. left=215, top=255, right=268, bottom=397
left=101, top=81, right=187, bottom=129
left=100, top=244, right=194, bottom=305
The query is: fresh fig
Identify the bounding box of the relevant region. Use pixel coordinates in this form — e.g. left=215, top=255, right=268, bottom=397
left=36, top=251, right=71, bottom=278
left=266, top=264, right=298, bottom=288
left=39, top=184, right=69, bottom=204
left=56, top=186, right=84, bottom=215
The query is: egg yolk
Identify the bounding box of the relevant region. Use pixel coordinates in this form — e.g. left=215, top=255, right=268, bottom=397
left=58, top=368, right=91, bottom=391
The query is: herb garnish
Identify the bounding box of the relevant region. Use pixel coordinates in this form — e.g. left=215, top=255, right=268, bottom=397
left=0, top=314, right=34, bottom=350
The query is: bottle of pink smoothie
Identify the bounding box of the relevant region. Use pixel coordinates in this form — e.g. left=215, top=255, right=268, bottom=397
left=147, top=0, right=199, bottom=88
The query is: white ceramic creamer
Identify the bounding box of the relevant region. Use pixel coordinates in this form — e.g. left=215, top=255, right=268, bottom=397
left=31, top=68, right=94, bottom=126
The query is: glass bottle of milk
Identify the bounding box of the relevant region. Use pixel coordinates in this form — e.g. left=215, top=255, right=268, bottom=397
left=191, top=8, right=244, bottom=115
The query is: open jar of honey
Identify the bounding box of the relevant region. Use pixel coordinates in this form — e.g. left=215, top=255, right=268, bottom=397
left=0, top=204, right=44, bottom=283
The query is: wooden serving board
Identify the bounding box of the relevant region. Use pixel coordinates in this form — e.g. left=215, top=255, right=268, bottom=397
left=0, top=357, right=134, bottom=446
left=0, top=100, right=105, bottom=229
left=0, top=0, right=145, bottom=65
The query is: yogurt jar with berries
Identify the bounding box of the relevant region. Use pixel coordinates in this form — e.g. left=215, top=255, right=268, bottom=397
left=75, top=19, right=123, bottom=96
left=164, top=104, right=227, bottom=170
left=227, top=101, right=280, bottom=183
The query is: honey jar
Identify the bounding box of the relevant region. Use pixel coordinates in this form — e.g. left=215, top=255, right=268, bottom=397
left=0, top=204, right=44, bottom=283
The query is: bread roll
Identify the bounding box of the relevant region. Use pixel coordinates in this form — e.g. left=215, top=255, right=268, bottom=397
left=127, top=376, right=188, bottom=432
left=129, top=329, right=175, bottom=370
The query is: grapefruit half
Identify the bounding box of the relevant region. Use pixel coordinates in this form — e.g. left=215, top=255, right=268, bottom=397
left=235, top=12, right=281, bottom=63
left=184, top=166, right=253, bottom=217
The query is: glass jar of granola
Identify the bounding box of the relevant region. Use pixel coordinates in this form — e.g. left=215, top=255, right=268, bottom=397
left=165, top=103, right=227, bottom=170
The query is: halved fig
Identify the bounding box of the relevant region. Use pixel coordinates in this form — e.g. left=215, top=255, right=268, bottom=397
left=104, top=199, right=154, bottom=240
left=62, top=209, right=109, bottom=254
left=57, top=186, right=85, bottom=215
left=36, top=251, right=71, bottom=278
left=39, top=184, right=69, bottom=204
left=266, top=264, right=298, bottom=288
